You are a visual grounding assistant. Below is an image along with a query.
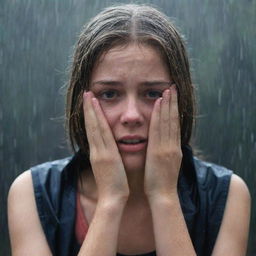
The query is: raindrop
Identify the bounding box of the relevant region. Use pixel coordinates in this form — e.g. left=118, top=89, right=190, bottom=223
left=33, top=102, right=37, bottom=116
left=0, top=132, right=3, bottom=146
left=248, top=84, right=252, bottom=95
left=55, top=1, right=60, bottom=26
left=237, top=69, right=241, bottom=83
left=242, top=107, right=246, bottom=127
left=0, top=108, right=3, bottom=120
left=0, top=49, right=3, bottom=65
left=13, top=138, right=17, bottom=148
left=251, top=133, right=254, bottom=143
left=218, top=88, right=222, bottom=105
left=240, top=45, right=243, bottom=61
left=28, top=125, right=32, bottom=139
left=238, top=143, right=242, bottom=160
left=13, top=108, right=17, bottom=119
left=242, top=128, right=246, bottom=142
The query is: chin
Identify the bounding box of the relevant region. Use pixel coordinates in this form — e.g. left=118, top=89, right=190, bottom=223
left=121, top=153, right=146, bottom=172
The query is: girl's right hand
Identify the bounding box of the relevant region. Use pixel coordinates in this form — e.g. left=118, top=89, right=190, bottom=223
left=83, top=91, right=129, bottom=204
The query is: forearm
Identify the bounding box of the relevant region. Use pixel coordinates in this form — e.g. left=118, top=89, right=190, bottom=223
left=78, top=198, right=126, bottom=256
left=149, top=194, right=196, bottom=256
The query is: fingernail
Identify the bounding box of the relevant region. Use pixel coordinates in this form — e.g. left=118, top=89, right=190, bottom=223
left=155, top=97, right=162, bottom=106
left=83, top=91, right=87, bottom=99
left=171, top=84, right=177, bottom=93
left=164, top=89, right=170, bottom=96
left=85, top=91, right=92, bottom=97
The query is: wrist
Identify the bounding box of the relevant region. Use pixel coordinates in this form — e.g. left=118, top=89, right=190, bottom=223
left=147, top=191, right=180, bottom=208
left=97, top=195, right=128, bottom=212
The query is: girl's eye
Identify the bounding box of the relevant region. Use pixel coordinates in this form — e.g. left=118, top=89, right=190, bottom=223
left=146, top=90, right=163, bottom=99
left=100, top=90, right=118, bottom=100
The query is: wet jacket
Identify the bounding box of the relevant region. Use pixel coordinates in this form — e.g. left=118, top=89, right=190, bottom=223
left=31, top=146, right=232, bottom=256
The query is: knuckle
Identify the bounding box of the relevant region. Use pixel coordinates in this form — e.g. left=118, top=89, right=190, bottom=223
left=152, top=148, right=169, bottom=159
left=162, top=116, right=169, bottom=124
left=171, top=114, right=179, bottom=122
left=153, top=146, right=182, bottom=160
left=90, top=151, right=115, bottom=165
left=91, top=128, right=98, bottom=136
left=89, top=153, right=97, bottom=163
left=169, top=147, right=182, bottom=158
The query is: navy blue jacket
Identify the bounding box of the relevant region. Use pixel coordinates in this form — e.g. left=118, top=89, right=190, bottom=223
left=31, top=146, right=232, bottom=256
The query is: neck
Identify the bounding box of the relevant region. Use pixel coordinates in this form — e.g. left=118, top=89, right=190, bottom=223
left=79, top=167, right=147, bottom=204
left=126, top=167, right=146, bottom=199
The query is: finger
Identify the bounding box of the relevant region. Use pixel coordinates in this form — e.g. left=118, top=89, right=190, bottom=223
left=148, top=97, right=162, bottom=146
left=160, top=89, right=171, bottom=145
left=169, top=85, right=181, bottom=145
left=91, top=97, right=117, bottom=149
left=83, top=91, right=105, bottom=149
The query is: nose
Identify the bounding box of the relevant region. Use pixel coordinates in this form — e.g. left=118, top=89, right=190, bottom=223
left=120, top=97, right=144, bottom=127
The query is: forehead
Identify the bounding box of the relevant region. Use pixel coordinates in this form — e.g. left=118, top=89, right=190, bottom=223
left=97, top=43, right=164, bottom=64
left=91, top=43, right=170, bottom=82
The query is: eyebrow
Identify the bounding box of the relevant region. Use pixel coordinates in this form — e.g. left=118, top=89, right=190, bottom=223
left=142, top=81, right=173, bottom=86
left=92, top=80, right=122, bottom=87
left=91, top=80, right=172, bottom=87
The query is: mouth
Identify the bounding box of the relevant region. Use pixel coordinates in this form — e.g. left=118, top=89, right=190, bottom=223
left=118, top=138, right=147, bottom=144
left=117, top=136, right=147, bottom=153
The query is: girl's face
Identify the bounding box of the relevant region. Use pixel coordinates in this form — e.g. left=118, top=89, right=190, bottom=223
left=90, top=43, right=171, bottom=172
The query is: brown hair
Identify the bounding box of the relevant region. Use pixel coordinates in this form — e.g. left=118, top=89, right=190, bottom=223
left=66, top=4, right=195, bottom=157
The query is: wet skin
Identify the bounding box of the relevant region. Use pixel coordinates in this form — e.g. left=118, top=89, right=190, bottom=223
left=83, top=43, right=182, bottom=199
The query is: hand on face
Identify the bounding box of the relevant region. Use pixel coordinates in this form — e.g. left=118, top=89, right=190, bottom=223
left=83, top=86, right=182, bottom=201
left=83, top=91, right=129, bottom=203
left=144, top=85, right=182, bottom=200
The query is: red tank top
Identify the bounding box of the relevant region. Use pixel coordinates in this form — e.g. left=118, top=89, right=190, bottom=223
left=75, top=192, right=89, bottom=244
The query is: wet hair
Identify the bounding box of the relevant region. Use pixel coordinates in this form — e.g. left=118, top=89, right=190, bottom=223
left=66, top=4, right=195, bottom=157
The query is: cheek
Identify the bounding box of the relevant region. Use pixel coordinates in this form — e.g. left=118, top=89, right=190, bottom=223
left=143, top=102, right=155, bottom=121
left=98, top=100, right=156, bottom=127
left=98, top=103, right=118, bottom=127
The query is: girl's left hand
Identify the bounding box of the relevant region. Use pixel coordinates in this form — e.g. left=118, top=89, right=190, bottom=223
left=144, top=85, right=182, bottom=201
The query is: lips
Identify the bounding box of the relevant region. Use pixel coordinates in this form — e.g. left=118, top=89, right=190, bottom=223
left=117, top=135, right=147, bottom=153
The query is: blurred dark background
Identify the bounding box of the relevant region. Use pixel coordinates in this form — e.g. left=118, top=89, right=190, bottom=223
left=1, top=0, right=255, bottom=255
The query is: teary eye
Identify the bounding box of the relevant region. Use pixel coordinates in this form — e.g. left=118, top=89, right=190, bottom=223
left=100, top=90, right=118, bottom=99
left=146, top=90, right=163, bottom=99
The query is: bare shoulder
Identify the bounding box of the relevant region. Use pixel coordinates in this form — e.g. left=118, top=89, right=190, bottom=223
left=229, top=174, right=251, bottom=199
left=225, top=174, right=251, bottom=208
left=8, top=170, right=52, bottom=256
left=212, top=174, right=251, bottom=256
left=8, top=170, right=33, bottom=198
